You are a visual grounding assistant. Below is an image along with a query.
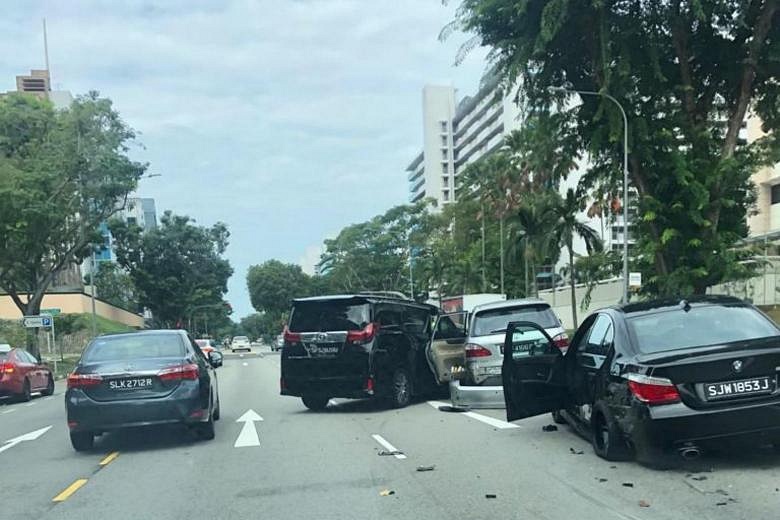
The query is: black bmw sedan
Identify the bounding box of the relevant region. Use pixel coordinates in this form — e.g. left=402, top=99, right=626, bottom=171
left=501, top=296, right=780, bottom=467
left=66, top=330, right=222, bottom=451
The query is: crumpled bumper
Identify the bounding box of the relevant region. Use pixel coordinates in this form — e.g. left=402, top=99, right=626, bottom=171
left=449, top=380, right=506, bottom=409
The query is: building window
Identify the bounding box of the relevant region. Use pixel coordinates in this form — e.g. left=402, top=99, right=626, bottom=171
left=442, top=191, right=449, bottom=201
left=771, top=184, right=780, bottom=205
left=440, top=121, right=448, bottom=132
left=441, top=136, right=448, bottom=147
left=442, top=149, right=448, bottom=159
left=443, top=177, right=449, bottom=188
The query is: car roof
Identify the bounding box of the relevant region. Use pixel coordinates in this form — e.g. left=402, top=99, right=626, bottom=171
left=293, top=294, right=437, bottom=311
left=0, top=344, right=12, bottom=353
left=471, top=298, right=551, bottom=314
left=612, top=295, right=749, bottom=316
left=95, top=329, right=186, bottom=341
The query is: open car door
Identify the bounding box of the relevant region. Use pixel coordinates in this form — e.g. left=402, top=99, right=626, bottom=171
left=502, top=321, right=568, bottom=422
left=426, top=312, right=467, bottom=384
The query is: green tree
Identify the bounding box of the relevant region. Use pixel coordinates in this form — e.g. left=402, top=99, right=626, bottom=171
left=451, top=0, right=780, bottom=295
left=247, top=260, right=311, bottom=317
left=88, top=262, right=137, bottom=311
left=240, top=312, right=284, bottom=342
left=548, top=189, right=603, bottom=327
left=110, top=212, right=233, bottom=328
left=0, top=93, right=146, bottom=328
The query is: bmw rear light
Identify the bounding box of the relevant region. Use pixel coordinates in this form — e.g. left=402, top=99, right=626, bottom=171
left=283, top=327, right=301, bottom=344
left=552, top=332, right=569, bottom=349
left=67, top=373, right=103, bottom=389
left=159, top=363, right=199, bottom=381
left=626, top=373, right=681, bottom=406
left=465, top=343, right=492, bottom=358
left=347, top=323, right=377, bottom=345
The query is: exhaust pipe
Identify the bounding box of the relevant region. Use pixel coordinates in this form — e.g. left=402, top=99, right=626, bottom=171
left=678, top=445, right=701, bottom=460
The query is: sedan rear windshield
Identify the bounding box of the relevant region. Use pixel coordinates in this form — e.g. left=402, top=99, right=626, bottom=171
left=83, top=334, right=186, bottom=362
left=471, top=304, right=559, bottom=337
left=628, top=305, right=780, bottom=354
left=289, top=300, right=370, bottom=332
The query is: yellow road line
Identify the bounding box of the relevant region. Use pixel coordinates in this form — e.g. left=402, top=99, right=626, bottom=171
left=52, top=479, right=88, bottom=502
left=99, top=451, right=119, bottom=466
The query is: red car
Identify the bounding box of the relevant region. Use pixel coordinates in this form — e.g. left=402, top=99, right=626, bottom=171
left=0, top=344, right=55, bottom=401
left=195, top=339, right=216, bottom=357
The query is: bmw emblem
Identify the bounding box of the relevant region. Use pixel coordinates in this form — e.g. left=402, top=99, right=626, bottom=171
left=317, top=333, right=328, bottom=341
left=732, top=360, right=743, bottom=372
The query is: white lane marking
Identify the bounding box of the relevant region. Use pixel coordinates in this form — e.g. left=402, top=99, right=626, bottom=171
left=371, top=434, right=407, bottom=460
left=25, top=402, right=36, bottom=407
left=242, top=362, right=248, bottom=366
left=234, top=409, right=263, bottom=448
left=0, top=425, right=52, bottom=454
left=427, top=401, right=520, bottom=429
left=2, top=409, right=17, bottom=414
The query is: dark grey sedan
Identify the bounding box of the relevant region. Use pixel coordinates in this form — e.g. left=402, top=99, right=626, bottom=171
left=65, top=330, right=222, bottom=451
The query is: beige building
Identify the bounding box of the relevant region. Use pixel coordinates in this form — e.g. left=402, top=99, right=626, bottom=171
left=0, top=292, right=144, bottom=328
left=747, top=116, right=780, bottom=238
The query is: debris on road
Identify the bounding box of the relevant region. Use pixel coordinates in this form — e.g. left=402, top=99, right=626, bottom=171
left=622, top=482, right=634, bottom=488
left=542, top=424, right=558, bottom=432
left=485, top=494, right=497, bottom=499
left=688, top=474, right=708, bottom=481
left=638, top=500, right=651, bottom=508
left=438, top=405, right=468, bottom=413
left=416, top=465, right=435, bottom=472
left=597, top=478, right=608, bottom=483
left=379, top=489, right=395, bottom=497
left=569, top=448, right=584, bottom=455
left=378, top=450, right=404, bottom=457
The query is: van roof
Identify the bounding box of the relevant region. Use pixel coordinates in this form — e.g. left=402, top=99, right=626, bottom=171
left=293, top=294, right=437, bottom=310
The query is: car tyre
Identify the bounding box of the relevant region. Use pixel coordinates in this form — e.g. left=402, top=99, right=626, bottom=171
left=302, top=394, right=330, bottom=411
left=17, top=378, right=32, bottom=402
left=70, top=431, right=94, bottom=452
left=197, top=414, right=216, bottom=441
left=42, top=375, right=55, bottom=396
left=551, top=410, right=566, bottom=425
left=388, top=368, right=412, bottom=408
left=591, top=404, right=633, bottom=462
left=213, top=397, right=221, bottom=421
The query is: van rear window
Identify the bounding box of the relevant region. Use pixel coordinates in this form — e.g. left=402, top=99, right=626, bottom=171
left=289, top=301, right=370, bottom=332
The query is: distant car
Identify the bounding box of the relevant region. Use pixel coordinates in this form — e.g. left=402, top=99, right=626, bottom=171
left=273, top=334, right=284, bottom=352
left=231, top=336, right=251, bottom=352
left=502, top=296, right=780, bottom=467
left=0, top=345, right=54, bottom=401
left=464, top=299, right=567, bottom=386
left=65, top=330, right=222, bottom=451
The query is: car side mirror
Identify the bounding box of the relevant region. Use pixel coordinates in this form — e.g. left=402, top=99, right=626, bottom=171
left=208, top=351, right=223, bottom=368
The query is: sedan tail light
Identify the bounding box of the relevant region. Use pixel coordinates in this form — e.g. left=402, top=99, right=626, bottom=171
left=283, top=326, right=301, bottom=344
left=627, top=373, right=681, bottom=405
left=0, top=362, right=14, bottom=374
left=552, top=332, right=569, bottom=349
left=465, top=343, right=492, bottom=358
left=159, top=363, right=199, bottom=381
left=67, top=373, right=103, bottom=389
left=347, top=323, right=377, bottom=345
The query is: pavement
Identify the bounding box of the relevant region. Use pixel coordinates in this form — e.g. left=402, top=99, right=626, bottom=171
left=1, top=345, right=779, bottom=519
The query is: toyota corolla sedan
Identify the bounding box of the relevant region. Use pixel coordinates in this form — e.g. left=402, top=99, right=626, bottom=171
left=502, top=296, right=780, bottom=468
left=66, top=330, right=221, bottom=451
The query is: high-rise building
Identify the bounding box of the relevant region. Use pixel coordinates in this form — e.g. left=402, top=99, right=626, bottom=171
left=4, top=69, right=73, bottom=109
left=746, top=117, right=780, bottom=239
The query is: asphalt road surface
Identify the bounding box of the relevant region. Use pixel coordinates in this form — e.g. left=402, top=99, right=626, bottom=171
left=2, top=346, right=779, bottom=520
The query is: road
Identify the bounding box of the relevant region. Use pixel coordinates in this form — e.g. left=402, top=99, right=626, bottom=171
left=1, top=347, right=779, bottom=520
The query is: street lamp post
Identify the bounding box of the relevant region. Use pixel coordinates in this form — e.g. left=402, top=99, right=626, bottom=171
left=549, top=86, right=630, bottom=303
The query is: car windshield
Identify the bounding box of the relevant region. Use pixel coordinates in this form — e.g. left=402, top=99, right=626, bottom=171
left=83, top=334, right=185, bottom=362
left=628, top=305, right=780, bottom=354
left=289, top=301, right=370, bottom=332
left=471, top=305, right=559, bottom=337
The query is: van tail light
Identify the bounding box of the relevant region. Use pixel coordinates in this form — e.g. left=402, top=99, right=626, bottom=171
left=465, top=343, right=492, bottom=358
left=365, top=377, right=375, bottom=394
left=67, top=373, right=103, bottom=389
left=627, top=373, right=681, bottom=406
left=283, top=327, right=301, bottom=344
left=159, top=363, right=199, bottom=382
left=0, top=362, right=14, bottom=374
left=347, top=323, right=377, bottom=345
left=552, top=332, right=569, bottom=349
left=280, top=377, right=287, bottom=391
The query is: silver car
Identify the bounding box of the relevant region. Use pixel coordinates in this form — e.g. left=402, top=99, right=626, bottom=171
left=464, top=299, right=567, bottom=386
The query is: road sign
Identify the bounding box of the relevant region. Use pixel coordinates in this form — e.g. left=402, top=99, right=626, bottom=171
left=629, top=272, right=642, bottom=289
left=23, top=315, right=52, bottom=328
left=41, top=308, right=61, bottom=317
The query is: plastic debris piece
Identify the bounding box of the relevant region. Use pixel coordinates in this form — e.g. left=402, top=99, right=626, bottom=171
left=438, top=405, right=468, bottom=413
left=598, top=478, right=608, bottom=483
left=639, top=500, right=650, bottom=508
left=542, top=424, right=558, bottom=432
left=569, top=448, right=584, bottom=455
left=378, top=450, right=404, bottom=457
left=485, top=494, right=497, bottom=499
left=379, top=489, right=395, bottom=497
left=691, top=475, right=708, bottom=481
left=622, top=482, right=634, bottom=488
left=716, top=502, right=728, bottom=506
left=416, top=465, right=436, bottom=472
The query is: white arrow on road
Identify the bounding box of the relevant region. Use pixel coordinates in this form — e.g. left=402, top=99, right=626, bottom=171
left=0, top=425, right=52, bottom=455
left=234, top=410, right=263, bottom=448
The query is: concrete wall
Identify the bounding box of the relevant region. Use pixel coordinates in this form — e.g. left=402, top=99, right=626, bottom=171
left=537, top=278, right=624, bottom=330
left=0, top=293, right=144, bottom=328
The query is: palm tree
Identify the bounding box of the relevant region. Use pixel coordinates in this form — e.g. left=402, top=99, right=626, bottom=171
left=549, top=189, right=603, bottom=328
left=511, top=194, right=557, bottom=297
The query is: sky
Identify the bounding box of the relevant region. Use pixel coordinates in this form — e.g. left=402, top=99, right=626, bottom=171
left=1, top=0, right=490, bottom=319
